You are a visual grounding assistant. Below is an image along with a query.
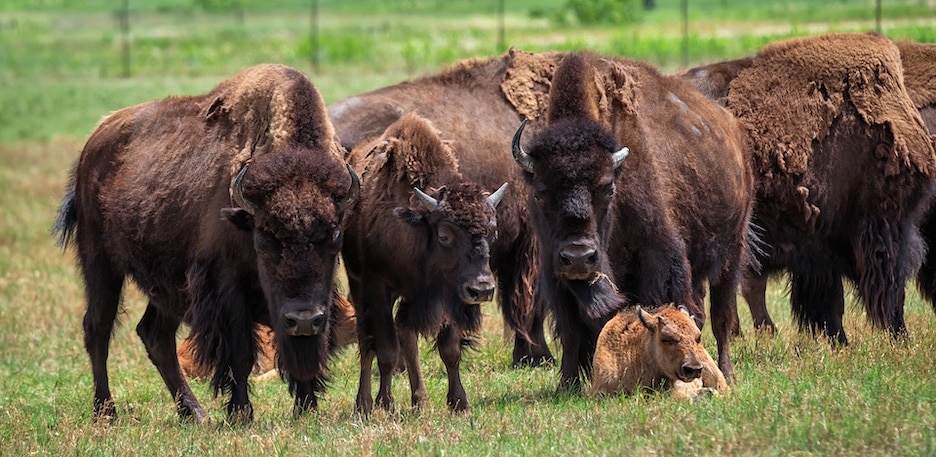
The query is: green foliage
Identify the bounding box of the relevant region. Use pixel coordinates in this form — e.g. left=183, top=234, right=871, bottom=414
left=561, top=0, right=642, bottom=25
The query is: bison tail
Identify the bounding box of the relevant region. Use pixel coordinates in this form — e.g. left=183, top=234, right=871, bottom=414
left=52, top=174, right=78, bottom=249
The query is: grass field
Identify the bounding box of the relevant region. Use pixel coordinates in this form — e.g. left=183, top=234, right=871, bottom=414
left=2, top=1, right=936, bottom=455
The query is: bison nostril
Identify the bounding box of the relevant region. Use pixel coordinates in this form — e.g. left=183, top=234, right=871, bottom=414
left=282, top=310, right=327, bottom=336
left=682, top=364, right=703, bottom=380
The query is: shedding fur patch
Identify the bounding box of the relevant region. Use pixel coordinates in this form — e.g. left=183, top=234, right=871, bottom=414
left=727, top=32, right=936, bottom=178
left=896, top=40, right=936, bottom=109
left=500, top=49, right=565, bottom=122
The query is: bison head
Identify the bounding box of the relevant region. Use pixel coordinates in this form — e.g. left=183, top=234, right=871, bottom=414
left=637, top=305, right=705, bottom=384
left=513, top=118, right=627, bottom=283
left=394, top=181, right=507, bottom=305
left=222, top=150, right=359, bottom=378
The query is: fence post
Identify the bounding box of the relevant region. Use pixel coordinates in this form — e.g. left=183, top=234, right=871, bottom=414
left=310, top=0, right=319, bottom=72
left=120, top=0, right=130, bottom=78
left=681, top=0, right=688, bottom=67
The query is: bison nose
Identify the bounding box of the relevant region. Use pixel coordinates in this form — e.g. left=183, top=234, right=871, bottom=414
left=463, top=279, right=496, bottom=304
left=282, top=309, right=328, bottom=337
left=558, top=242, right=597, bottom=273
left=679, top=363, right=703, bottom=381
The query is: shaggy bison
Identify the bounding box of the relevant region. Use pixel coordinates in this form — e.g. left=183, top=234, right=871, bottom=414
left=513, top=52, right=756, bottom=387
left=679, top=33, right=936, bottom=342
left=342, top=112, right=508, bottom=413
left=54, top=64, right=359, bottom=421
left=328, top=50, right=569, bottom=368
left=591, top=305, right=728, bottom=399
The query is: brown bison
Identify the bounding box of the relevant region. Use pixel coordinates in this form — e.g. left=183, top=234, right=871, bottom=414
left=679, top=33, right=936, bottom=342
left=512, top=52, right=756, bottom=388
left=342, top=112, right=508, bottom=413
left=177, top=290, right=358, bottom=380
left=897, top=40, right=936, bottom=312
left=591, top=305, right=728, bottom=399
left=328, top=50, right=568, bottom=368
left=53, top=64, right=360, bottom=421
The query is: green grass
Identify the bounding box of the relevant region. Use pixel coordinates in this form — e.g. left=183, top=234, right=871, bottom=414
left=3, top=1, right=936, bottom=455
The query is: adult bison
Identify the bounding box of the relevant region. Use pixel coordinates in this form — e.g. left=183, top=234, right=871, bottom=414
left=342, top=112, right=507, bottom=414
left=328, top=50, right=567, bottom=367
left=678, top=33, right=936, bottom=341
left=512, top=52, right=756, bottom=388
left=895, top=40, right=936, bottom=313
left=53, top=64, right=359, bottom=422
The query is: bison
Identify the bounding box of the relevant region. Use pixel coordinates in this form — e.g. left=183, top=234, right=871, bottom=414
left=678, top=33, right=936, bottom=342
left=328, top=50, right=570, bottom=368
left=342, top=112, right=508, bottom=413
left=897, top=40, right=936, bottom=312
left=512, top=52, right=756, bottom=388
left=53, top=64, right=359, bottom=422
left=591, top=304, right=728, bottom=399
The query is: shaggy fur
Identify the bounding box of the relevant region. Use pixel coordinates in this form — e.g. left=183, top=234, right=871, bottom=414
left=591, top=305, right=728, bottom=399
left=178, top=291, right=357, bottom=380
left=343, top=112, right=503, bottom=413
left=518, top=52, right=756, bottom=388
left=680, top=33, right=936, bottom=341
left=728, top=32, right=935, bottom=178
left=53, top=64, right=355, bottom=421
left=328, top=51, right=557, bottom=367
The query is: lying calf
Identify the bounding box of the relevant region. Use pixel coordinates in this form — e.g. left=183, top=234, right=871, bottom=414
left=591, top=304, right=728, bottom=399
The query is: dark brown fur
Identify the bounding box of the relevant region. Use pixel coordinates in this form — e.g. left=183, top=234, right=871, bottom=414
left=328, top=50, right=561, bottom=367
left=678, top=33, right=936, bottom=342
left=516, top=52, right=755, bottom=387
left=53, top=64, right=357, bottom=421
left=343, top=112, right=504, bottom=413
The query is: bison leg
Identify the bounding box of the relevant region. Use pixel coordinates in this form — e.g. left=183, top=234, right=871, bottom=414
left=354, top=339, right=376, bottom=414
left=709, top=276, right=739, bottom=384
left=741, top=272, right=777, bottom=334
left=915, top=212, right=936, bottom=312
left=398, top=326, right=428, bottom=410
left=437, top=325, right=469, bottom=413
left=854, top=217, right=916, bottom=338
left=81, top=260, right=123, bottom=422
left=790, top=267, right=848, bottom=345
left=511, top=310, right=554, bottom=368
left=135, top=303, right=206, bottom=422
left=292, top=379, right=321, bottom=416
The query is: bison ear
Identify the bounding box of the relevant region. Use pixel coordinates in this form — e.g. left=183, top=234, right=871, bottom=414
left=393, top=207, right=424, bottom=227
left=221, top=208, right=254, bottom=232
left=636, top=306, right=657, bottom=332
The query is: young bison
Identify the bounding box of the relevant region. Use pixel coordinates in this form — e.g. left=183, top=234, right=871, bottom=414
left=591, top=305, right=728, bottom=399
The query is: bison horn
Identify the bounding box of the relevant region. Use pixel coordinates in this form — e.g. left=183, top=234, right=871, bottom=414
left=337, top=163, right=361, bottom=213
left=413, top=187, right=439, bottom=212
left=611, top=146, right=629, bottom=169
left=487, top=182, right=509, bottom=208
left=231, top=163, right=257, bottom=215
left=512, top=118, right=535, bottom=174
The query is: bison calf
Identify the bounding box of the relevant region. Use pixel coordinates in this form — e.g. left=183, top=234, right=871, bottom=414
left=342, top=112, right=507, bottom=414
left=591, top=305, right=728, bottom=399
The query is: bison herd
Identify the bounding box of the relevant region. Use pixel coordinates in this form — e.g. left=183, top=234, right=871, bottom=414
left=54, top=32, right=936, bottom=422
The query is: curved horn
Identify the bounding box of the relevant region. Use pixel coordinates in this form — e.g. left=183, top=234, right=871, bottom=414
left=413, top=187, right=439, bottom=212
left=611, top=146, right=629, bottom=169
left=337, top=163, right=360, bottom=213
left=512, top=118, right=535, bottom=174
left=487, top=182, right=509, bottom=208
left=231, top=163, right=257, bottom=215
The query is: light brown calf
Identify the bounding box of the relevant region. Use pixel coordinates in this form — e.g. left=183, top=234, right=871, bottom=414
left=178, top=293, right=357, bottom=380
left=591, top=305, right=728, bottom=399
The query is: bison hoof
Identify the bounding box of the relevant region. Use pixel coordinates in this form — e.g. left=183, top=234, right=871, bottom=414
left=92, top=399, right=117, bottom=423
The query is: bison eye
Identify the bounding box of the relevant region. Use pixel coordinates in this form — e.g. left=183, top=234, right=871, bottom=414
left=437, top=225, right=455, bottom=247
left=661, top=337, right=677, bottom=345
